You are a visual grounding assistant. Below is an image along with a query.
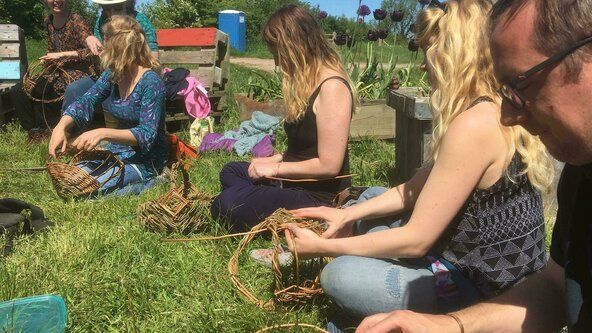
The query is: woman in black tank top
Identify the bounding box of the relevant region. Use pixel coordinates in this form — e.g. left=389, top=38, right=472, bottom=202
left=210, top=5, right=357, bottom=231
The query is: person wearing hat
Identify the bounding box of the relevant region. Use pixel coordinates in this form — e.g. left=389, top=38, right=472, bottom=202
left=62, top=0, right=159, bottom=112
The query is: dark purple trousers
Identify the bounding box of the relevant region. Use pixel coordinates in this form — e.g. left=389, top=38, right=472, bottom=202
left=211, top=162, right=327, bottom=231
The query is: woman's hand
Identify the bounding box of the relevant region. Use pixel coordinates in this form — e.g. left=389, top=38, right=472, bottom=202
left=291, top=206, right=353, bottom=239
left=284, top=223, right=327, bottom=259
left=71, top=128, right=107, bottom=151
left=248, top=162, right=280, bottom=181
left=48, top=125, right=69, bottom=158
left=85, top=36, right=103, bottom=55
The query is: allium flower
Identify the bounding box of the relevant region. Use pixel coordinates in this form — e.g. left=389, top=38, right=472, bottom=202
left=367, top=30, right=379, bottom=41
left=317, top=11, right=328, bottom=20
left=391, top=10, right=404, bottom=22
left=373, top=9, right=387, bottom=20
left=378, top=29, right=389, bottom=39
left=408, top=39, right=420, bottom=52
left=357, top=18, right=364, bottom=24
left=357, top=5, right=371, bottom=16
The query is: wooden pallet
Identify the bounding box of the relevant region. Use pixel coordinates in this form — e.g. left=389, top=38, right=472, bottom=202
left=157, top=28, right=230, bottom=128
left=0, top=24, right=27, bottom=121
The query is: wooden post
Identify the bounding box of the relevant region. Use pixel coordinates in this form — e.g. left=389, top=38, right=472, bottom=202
left=388, top=88, right=432, bottom=183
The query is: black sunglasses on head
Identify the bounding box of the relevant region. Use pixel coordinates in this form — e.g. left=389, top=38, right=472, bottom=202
left=499, top=35, right=592, bottom=110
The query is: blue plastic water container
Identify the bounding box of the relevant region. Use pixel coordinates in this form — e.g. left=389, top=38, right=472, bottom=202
left=0, top=294, right=67, bottom=333
left=218, top=10, right=247, bottom=52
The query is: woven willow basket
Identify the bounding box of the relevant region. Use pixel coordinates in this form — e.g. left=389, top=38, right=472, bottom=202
left=22, top=60, right=74, bottom=104
left=47, top=150, right=124, bottom=200
left=137, top=165, right=212, bottom=234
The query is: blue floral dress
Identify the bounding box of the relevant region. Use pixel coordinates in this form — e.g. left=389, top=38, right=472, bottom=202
left=64, top=69, right=168, bottom=194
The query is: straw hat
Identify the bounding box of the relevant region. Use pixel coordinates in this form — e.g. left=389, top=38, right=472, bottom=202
left=92, top=0, right=127, bottom=5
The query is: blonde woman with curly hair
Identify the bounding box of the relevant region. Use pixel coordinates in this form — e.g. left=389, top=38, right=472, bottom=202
left=285, top=0, right=554, bottom=328
left=210, top=5, right=357, bottom=231
left=49, top=15, right=168, bottom=196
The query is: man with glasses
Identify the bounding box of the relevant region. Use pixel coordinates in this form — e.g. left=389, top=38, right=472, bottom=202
left=355, top=0, right=592, bottom=332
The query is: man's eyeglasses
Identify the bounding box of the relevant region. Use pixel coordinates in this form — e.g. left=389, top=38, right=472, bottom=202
left=499, top=35, right=592, bottom=110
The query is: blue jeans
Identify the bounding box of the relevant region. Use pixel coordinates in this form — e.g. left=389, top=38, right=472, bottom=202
left=63, top=77, right=111, bottom=112
left=78, top=160, right=154, bottom=197
left=322, top=187, right=477, bottom=332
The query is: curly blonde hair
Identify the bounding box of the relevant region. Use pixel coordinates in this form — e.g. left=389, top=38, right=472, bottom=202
left=101, top=15, right=159, bottom=84
left=416, top=0, right=553, bottom=192
left=262, top=5, right=358, bottom=123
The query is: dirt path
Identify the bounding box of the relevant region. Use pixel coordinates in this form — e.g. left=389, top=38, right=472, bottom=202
left=230, top=57, right=277, bottom=72
left=231, top=56, right=409, bottom=72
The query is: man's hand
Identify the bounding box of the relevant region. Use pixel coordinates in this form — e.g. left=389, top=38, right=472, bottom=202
left=356, top=311, right=460, bottom=333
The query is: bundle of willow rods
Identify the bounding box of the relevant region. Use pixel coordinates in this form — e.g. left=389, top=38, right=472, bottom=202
left=137, top=164, right=212, bottom=234
left=46, top=150, right=123, bottom=200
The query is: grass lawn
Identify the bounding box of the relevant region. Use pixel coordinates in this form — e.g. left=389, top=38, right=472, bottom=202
left=0, top=61, right=396, bottom=331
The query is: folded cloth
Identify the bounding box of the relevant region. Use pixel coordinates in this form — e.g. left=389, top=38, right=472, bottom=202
left=199, top=133, right=237, bottom=153
left=252, top=135, right=275, bottom=157
left=223, top=111, right=281, bottom=156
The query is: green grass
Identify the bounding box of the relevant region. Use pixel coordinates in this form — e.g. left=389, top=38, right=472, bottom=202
left=0, top=63, right=395, bottom=331
left=25, top=38, right=47, bottom=66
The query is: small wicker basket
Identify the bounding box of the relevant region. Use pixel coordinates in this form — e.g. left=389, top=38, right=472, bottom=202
left=22, top=60, right=74, bottom=104
left=47, top=150, right=124, bottom=200
left=137, top=164, right=212, bottom=234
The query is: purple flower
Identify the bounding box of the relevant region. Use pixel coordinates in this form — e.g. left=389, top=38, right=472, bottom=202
left=378, top=29, right=389, bottom=39
left=367, top=29, right=379, bottom=41
left=408, top=39, right=420, bottom=52
left=335, top=33, right=354, bottom=47
left=391, top=10, right=404, bottom=22
left=357, top=18, right=364, bottom=24
left=317, top=11, right=328, bottom=20
left=373, top=9, right=387, bottom=20
left=357, top=5, right=371, bottom=16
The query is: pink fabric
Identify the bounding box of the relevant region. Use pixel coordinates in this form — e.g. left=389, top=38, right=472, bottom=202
left=163, top=68, right=212, bottom=119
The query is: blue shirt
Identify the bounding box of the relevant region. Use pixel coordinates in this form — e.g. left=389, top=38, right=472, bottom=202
left=94, top=12, right=158, bottom=51
left=64, top=70, right=169, bottom=179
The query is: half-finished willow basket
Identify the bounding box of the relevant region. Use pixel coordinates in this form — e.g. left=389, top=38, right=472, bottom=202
left=137, top=164, right=212, bottom=234
left=22, top=60, right=75, bottom=104
left=47, top=150, right=123, bottom=200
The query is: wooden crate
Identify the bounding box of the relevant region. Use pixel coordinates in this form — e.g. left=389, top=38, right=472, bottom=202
left=350, top=98, right=396, bottom=140
left=0, top=24, right=27, bottom=121
left=388, top=88, right=432, bottom=183
left=157, top=28, right=230, bottom=126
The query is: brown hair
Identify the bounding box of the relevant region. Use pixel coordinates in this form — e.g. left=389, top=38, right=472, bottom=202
left=261, top=5, right=357, bottom=123
left=101, top=15, right=159, bottom=84
left=490, top=0, right=592, bottom=79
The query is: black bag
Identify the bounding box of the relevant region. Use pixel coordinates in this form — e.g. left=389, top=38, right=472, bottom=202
left=0, top=199, right=54, bottom=257
left=163, top=68, right=190, bottom=101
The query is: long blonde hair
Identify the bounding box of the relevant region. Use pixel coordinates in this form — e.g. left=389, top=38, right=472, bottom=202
left=416, top=0, right=553, bottom=191
left=262, top=5, right=358, bottom=123
left=101, top=15, right=160, bottom=84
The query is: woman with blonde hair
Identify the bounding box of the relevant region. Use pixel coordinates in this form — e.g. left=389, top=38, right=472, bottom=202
left=211, top=4, right=357, bottom=231
left=285, top=0, right=554, bottom=328
left=48, top=15, right=168, bottom=196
